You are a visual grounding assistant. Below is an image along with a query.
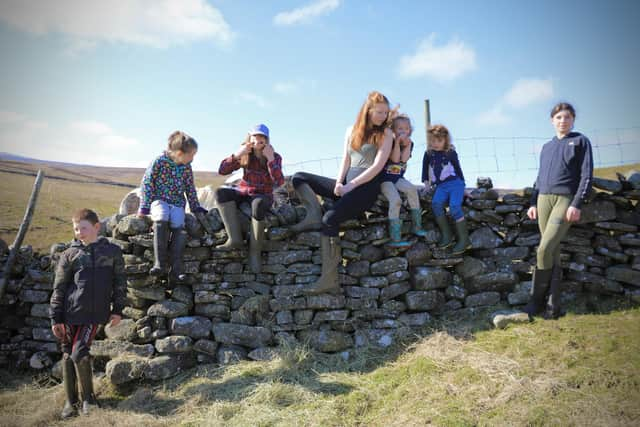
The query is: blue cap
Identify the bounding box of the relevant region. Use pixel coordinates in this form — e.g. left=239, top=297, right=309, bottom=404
left=249, top=123, right=269, bottom=138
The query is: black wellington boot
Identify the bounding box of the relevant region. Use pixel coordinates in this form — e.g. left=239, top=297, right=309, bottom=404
left=61, top=354, right=78, bottom=419
left=75, top=356, right=98, bottom=416
left=544, top=264, right=565, bottom=319
left=150, top=221, right=170, bottom=276
left=522, top=268, right=552, bottom=318
left=169, top=227, right=188, bottom=283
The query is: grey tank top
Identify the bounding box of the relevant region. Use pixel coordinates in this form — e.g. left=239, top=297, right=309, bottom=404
left=348, top=142, right=378, bottom=169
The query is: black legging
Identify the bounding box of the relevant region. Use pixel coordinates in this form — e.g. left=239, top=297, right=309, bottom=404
left=215, top=187, right=271, bottom=220
left=292, top=171, right=383, bottom=237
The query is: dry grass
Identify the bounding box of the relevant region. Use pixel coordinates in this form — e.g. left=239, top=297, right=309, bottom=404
left=2, top=307, right=638, bottom=426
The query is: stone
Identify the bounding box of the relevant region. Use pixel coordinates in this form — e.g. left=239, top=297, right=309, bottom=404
left=306, top=294, right=346, bottom=310
left=466, top=272, right=519, bottom=293
left=147, top=301, right=189, bottom=318
left=217, top=345, right=248, bottom=365
left=371, top=257, right=408, bottom=275
left=465, top=292, right=501, bottom=307
left=18, top=290, right=49, bottom=303
left=578, top=200, right=617, bottom=224
left=194, top=304, right=230, bottom=318
left=248, top=347, right=280, bottom=361
left=492, top=311, right=530, bottom=328
left=360, top=276, right=389, bottom=288
left=606, top=266, right=640, bottom=287
left=405, top=290, right=442, bottom=311
left=354, top=327, right=412, bottom=348
left=470, top=227, right=503, bottom=249
left=116, top=215, right=150, bottom=236
left=380, top=282, right=411, bottom=301
left=455, top=256, right=488, bottom=280
left=592, top=177, right=623, bottom=194
left=105, top=319, right=138, bottom=341
left=412, top=266, right=451, bottom=290
left=346, top=260, right=371, bottom=277
left=31, top=328, right=57, bottom=342
left=299, top=330, right=353, bottom=352
left=194, top=339, right=218, bottom=356
left=91, top=340, right=155, bottom=358
left=155, top=335, right=193, bottom=353
left=212, top=323, right=273, bottom=348
left=344, top=286, right=380, bottom=299
left=29, top=351, right=53, bottom=369
left=106, top=357, right=148, bottom=384
left=144, top=354, right=194, bottom=380
left=169, top=316, right=212, bottom=338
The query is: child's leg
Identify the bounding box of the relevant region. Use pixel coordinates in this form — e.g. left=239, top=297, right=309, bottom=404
left=67, top=325, right=99, bottom=414
left=432, top=183, right=453, bottom=247
left=214, top=188, right=244, bottom=249
left=60, top=325, right=78, bottom=418
left=167, top=204, right=188, bottom=282
left=381, top=181, right=410, bottom=247
left=381, top=181, right=402, bottom=219
left=149, top=200, right=171, bottom=275
left=449, top=180, right=471, bottom=255
left=396, top=178, right=426, bottom=236
left=249, top=196, right=270, bottom=273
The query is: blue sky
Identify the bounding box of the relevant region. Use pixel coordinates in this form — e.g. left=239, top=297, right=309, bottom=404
left=0, top=0, right=639, bottom=188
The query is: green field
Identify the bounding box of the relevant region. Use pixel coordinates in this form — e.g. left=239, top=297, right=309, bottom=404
left=0, top=160, right=224, bottom=253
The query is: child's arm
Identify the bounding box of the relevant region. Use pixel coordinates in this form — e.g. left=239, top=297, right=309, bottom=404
left=450, top=150, right=465, bottom=183
left=109, top=248, right=127, bottom=326
left=266, top=152, right=285, bottom=187
left=389, top=139, right=401, bottom=163
left=399, top=139, right=412, bottom=163
left=183, top=164, right=205, bottom=213
left=138, top=159, right=160, bottom=215
left=421, top=151, right=431, bottom=188
left=49, top=251, right=72, bottom=338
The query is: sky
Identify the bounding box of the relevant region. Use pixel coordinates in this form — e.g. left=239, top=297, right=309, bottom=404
left=0, top=0, right=639, bottom=188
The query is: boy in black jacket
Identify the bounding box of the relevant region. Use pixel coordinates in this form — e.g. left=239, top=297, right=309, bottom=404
left=49, top=208, right=126, bottom=418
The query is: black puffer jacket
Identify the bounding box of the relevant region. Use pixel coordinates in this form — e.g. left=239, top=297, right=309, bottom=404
left=49, top=237, right=127, bottom=325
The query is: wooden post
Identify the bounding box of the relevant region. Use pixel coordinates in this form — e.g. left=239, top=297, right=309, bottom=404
left=424, top=99, right=431, bottom=148
left=0, top=170, right=45, bottom=301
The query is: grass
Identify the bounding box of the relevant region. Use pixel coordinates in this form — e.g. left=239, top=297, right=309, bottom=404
left=0, top=161, right=223, bottom=253
left=1, top=304, right=639, bottom=426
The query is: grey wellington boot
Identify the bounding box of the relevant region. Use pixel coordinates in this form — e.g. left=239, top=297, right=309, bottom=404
left=75, top=356, right=98, bottom=416
left=61, top=354, right=78, bottom=419
left=304, top=235, right=341, bottom=295
left=387, top=218, right=411, bottom=248
left=290, top=183, right=322, bottom=232
left=409, top=209, right=427, bottom=237
left=434, top=215, right=453, bottom=249
left=451, top=219, right=472, bottom=255
left=216, top=201, right=244, bottom=250
left=544, top=264, right=565, bottom=319
left=169, top=227, right=188, bottom=283
left=522, top=268, right=552, bottom=318
left=149, top=221, right=170, bottom=276
left=249, top=218, right=266, bottom=273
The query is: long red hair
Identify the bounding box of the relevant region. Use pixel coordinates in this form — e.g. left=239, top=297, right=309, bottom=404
left=349, top=91, right=391, bottom=151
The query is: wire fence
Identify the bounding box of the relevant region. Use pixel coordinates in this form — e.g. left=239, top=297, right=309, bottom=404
left=280, top=126, right=640, bottom=189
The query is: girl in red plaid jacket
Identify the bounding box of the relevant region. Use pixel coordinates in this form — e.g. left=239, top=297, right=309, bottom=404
left=215, top=124, right=284, bottom=273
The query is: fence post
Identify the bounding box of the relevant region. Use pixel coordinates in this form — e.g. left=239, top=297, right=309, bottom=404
left=424, top=99, right=431, bottom=148
left=0, top=170, right=45, bottom=301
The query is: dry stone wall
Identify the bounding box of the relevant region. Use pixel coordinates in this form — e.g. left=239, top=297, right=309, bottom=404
left=1, top=174, right=639, bottom=384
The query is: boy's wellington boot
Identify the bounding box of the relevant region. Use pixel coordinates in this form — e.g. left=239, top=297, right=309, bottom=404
left=304, top=235, right=341, bottom=295
left=544, top=264, right=565, bottom=319
left=249, top=218, right=265, bottom=273
left=409, top=209, right=428, bottom=237
left=150, top=221, right=170, bottom=276
left=61, top=355, right=78, bottom=419
left=435, top=215, right=453, bottom=249
left=290, top=183, right=322, bottom=233
left=387, top=218, right=411, bottom=248
left=216, top=201, right=244, bottom=250
left=75, top=356, right=98, bottom=416
left=169, top=227, right=188, bottom=283
left=451, top=219, right=472, bottom=255
left=522, top=268, right=552, bottom=318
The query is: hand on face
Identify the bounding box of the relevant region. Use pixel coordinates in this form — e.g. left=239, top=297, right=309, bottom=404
left=262, top=142, right=275, bottom=161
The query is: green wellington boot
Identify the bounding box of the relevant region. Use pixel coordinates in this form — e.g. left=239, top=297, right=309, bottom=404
left=387, top=218, right=411, bottom=248
left=522, top=268, right=552, bottom=318
left=450, top=219, right=472, bottom=255
left=304, top=235, right=341, bottom=295
left=290, top=182, right=322, bottom=232
left=434, top=215, right=453, bottom=249
left=409, top=209, right=427, bottom=237
left=249, top=217, right=266, bottom=273
left=216, top=201, right=244, bottom=250
left=149, top=221, right=170, bottom=276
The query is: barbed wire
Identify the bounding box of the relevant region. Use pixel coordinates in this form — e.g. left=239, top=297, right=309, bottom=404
left=281, top=126, right=640, bottom=187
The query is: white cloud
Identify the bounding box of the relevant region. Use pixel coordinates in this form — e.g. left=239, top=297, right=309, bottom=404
left=237, top=92, right=269, bottom=109
left=476, top=78, right=554, bottom=127
left=0, top=112, right=146, bottom=167
left=273, top=0, right=340, bottom=26
left=503, top=78, right=554, bottom=109
left=0, top=0, right=234, bottom=50
left=273, top=81, right=299, bottom=94
left=397, top=34, right=477, bottom=82
left=475, top=105, right=510, bottom=126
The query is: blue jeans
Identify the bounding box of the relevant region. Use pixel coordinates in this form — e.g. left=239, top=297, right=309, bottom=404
left=432, top=179, right=465, bottom=221
left=150, top=200, right=185, bottom=228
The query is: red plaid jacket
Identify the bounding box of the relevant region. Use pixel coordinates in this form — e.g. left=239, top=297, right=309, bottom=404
left=218, top=152, right=285, bottom=196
